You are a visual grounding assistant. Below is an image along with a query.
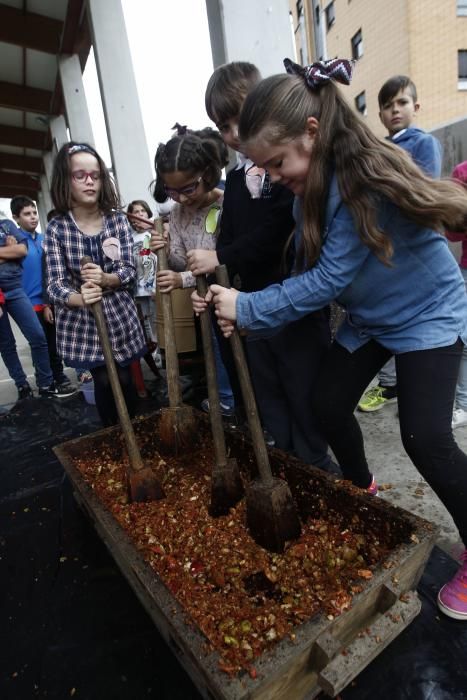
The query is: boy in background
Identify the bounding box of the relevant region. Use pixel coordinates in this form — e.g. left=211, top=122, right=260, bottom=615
left=11, top=196, right=76, bottom=396
left=358, top=75, right=442, bottom=413
left=0, top=216, right=67, bottom=400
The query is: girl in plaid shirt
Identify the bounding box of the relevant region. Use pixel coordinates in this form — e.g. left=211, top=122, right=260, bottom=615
left=44, top=142, right=145, bottom=426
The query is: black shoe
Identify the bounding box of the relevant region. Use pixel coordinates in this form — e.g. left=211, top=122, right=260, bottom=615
left=17, top=385, right=33, bottom=400
left=39, top=381, right=78, bottom=398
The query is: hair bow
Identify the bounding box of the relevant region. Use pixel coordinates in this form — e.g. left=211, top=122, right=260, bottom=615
left=68, top=143, right=97, bottom=156
left=284, top=57, right=355, bottom=89
left=172, top=122, right=188, bottom=136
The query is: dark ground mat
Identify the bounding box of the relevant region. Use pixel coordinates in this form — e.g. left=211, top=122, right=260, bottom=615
left=0, top=393, right=466, bottom=700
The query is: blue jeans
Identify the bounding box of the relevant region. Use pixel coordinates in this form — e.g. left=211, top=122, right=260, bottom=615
left=211, top=321, right=234, bottom=408
left=455, top=267, right=467, bottom=410
left=377, top=355, right=397, bottom=388
left=0, top=287, right=53, bottom=389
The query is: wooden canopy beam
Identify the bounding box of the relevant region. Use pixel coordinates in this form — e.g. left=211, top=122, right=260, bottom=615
left=0, top=153, right=43, bottom=174
left=0, top=186, right=37, bottom=200
left=0, top=171, right=40, bottom=191
left=0, top=125, right=47, bottom=150
left=0, top=3, right=64, bottom=54
left=0, top=81, right=58, bottom=116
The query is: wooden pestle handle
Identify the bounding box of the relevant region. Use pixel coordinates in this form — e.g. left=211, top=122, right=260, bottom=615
left=196, top=275, right=228, bottom=467
left=214, top=265, right=273, bottom=484
left=80, top=256, right=144, bottom=471
left=155, top=220, right=182, bottom=408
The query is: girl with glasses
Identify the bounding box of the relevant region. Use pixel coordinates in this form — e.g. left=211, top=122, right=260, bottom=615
left=148, top=125, right=235, bottom=416
left=44, top=141, right=146, bottom=427
left=150, top=126, right=228, bottom=293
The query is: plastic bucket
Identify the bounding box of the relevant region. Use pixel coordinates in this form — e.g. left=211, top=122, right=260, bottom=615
left=80, top=380, right=96, bottom=405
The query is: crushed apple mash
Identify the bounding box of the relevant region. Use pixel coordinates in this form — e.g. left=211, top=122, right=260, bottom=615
left=75, top=437, right=402, bottom=678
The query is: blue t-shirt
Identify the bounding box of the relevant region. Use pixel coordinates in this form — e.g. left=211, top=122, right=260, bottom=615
left=21, top=230, right=44, bottom=306
left=0, top=220, right=28, bottom=291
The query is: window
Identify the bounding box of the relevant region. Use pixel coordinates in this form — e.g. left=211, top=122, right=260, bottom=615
left=325, top=2, right=335, bottom=30
left=459, top=49, right=467, bottom=88
left=315, top=5, right=320, bottom=24
left=457, top=0, right=467, bottom=16
left=351, top=29, right=363, bottom=59
left=355, top=91, right=367, bottom=115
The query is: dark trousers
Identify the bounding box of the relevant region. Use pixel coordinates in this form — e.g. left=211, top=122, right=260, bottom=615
left=212, top=308, right=247, bottom=412
left=36, top=309, right=67, bottom=384
left=312, top=338, right=467, bottom=544
left=246, top=312, right=332, bottom=468
left=90, top=364, right=136, bottom=428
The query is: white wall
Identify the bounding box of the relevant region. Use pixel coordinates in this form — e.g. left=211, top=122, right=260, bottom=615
left=206, top=0, right=294, bottom=77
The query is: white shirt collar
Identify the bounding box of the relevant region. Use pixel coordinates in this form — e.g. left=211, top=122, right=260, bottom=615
left=235, top=152, right=254, bottom=171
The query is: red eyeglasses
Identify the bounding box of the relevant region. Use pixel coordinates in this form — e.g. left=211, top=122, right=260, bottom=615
left=72, top=170, right=101, bottom=183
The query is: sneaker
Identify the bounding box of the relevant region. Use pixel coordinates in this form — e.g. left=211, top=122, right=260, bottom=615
left=39, top=381, right=78, bottom=398
left=201, top=397, right=235, bottom=418
left=452, top=408, right=467, bottom=430
left=358, top=385, right=397, bottom=412
left=56, top=382, right=79, bottom=396
left=17, top=385, right=33, bottom=401
left=366, top=474, right=379, bottom=496
left=437, top=550, right=467, bottom=620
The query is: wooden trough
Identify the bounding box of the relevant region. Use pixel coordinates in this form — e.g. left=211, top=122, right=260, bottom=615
left=54, top=411, right=437, bottom=700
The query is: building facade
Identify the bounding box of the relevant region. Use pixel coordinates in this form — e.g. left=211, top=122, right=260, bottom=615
left=289, top=0, right=467, bottom=137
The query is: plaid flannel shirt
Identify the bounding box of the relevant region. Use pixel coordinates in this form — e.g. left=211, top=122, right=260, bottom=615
left=44, top=211, right=145, bottom=368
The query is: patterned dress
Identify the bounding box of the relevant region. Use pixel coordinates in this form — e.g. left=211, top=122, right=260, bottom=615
left=44, top=211, right=145, bottom=368
left=167, top=194, right=223, bottom=287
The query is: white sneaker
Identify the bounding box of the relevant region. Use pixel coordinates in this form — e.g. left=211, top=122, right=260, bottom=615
left=452, top=408, right=467, bottom=429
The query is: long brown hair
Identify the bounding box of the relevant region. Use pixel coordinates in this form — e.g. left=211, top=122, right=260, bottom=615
left=239, top=74, right=467, bottom=268
left=50, top=142, right=120, bottom=214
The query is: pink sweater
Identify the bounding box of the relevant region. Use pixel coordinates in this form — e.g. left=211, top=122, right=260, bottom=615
left=445, top=161, right=467, bottom=268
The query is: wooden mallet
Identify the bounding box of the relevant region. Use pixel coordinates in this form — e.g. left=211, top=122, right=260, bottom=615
left=215, top=264, right=301, bottom=552
left=154, top=220, right=196, bottom=454
left=196, top=274, right=243, bottom=515
left=80, top=256, right=165, bottom=502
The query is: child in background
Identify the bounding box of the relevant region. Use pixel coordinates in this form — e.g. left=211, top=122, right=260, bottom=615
left=11, top=196, right=77, bottom=396
left=206, top=58, right=467, bottom=620
left=45, top=142, right=146, bottom=427
left=358, top=75, right=442, bottom=413
left=127, top=199, right=161, bottom=378
left=445, top=160, right=467, bottom=428
left=149, top=125, right=235, bottom=416
left=189, top=62, right=334, bottom=468
left=0, top=217, right=67, bottom=399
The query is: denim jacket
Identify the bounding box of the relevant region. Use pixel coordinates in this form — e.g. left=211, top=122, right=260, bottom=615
left=236, top=177, right=467, bottom=353
left=0, top=220, right=28, bottom=292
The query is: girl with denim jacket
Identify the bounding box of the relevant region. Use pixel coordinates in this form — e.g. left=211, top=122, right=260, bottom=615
left=201, top=59, right=467, bottom=621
